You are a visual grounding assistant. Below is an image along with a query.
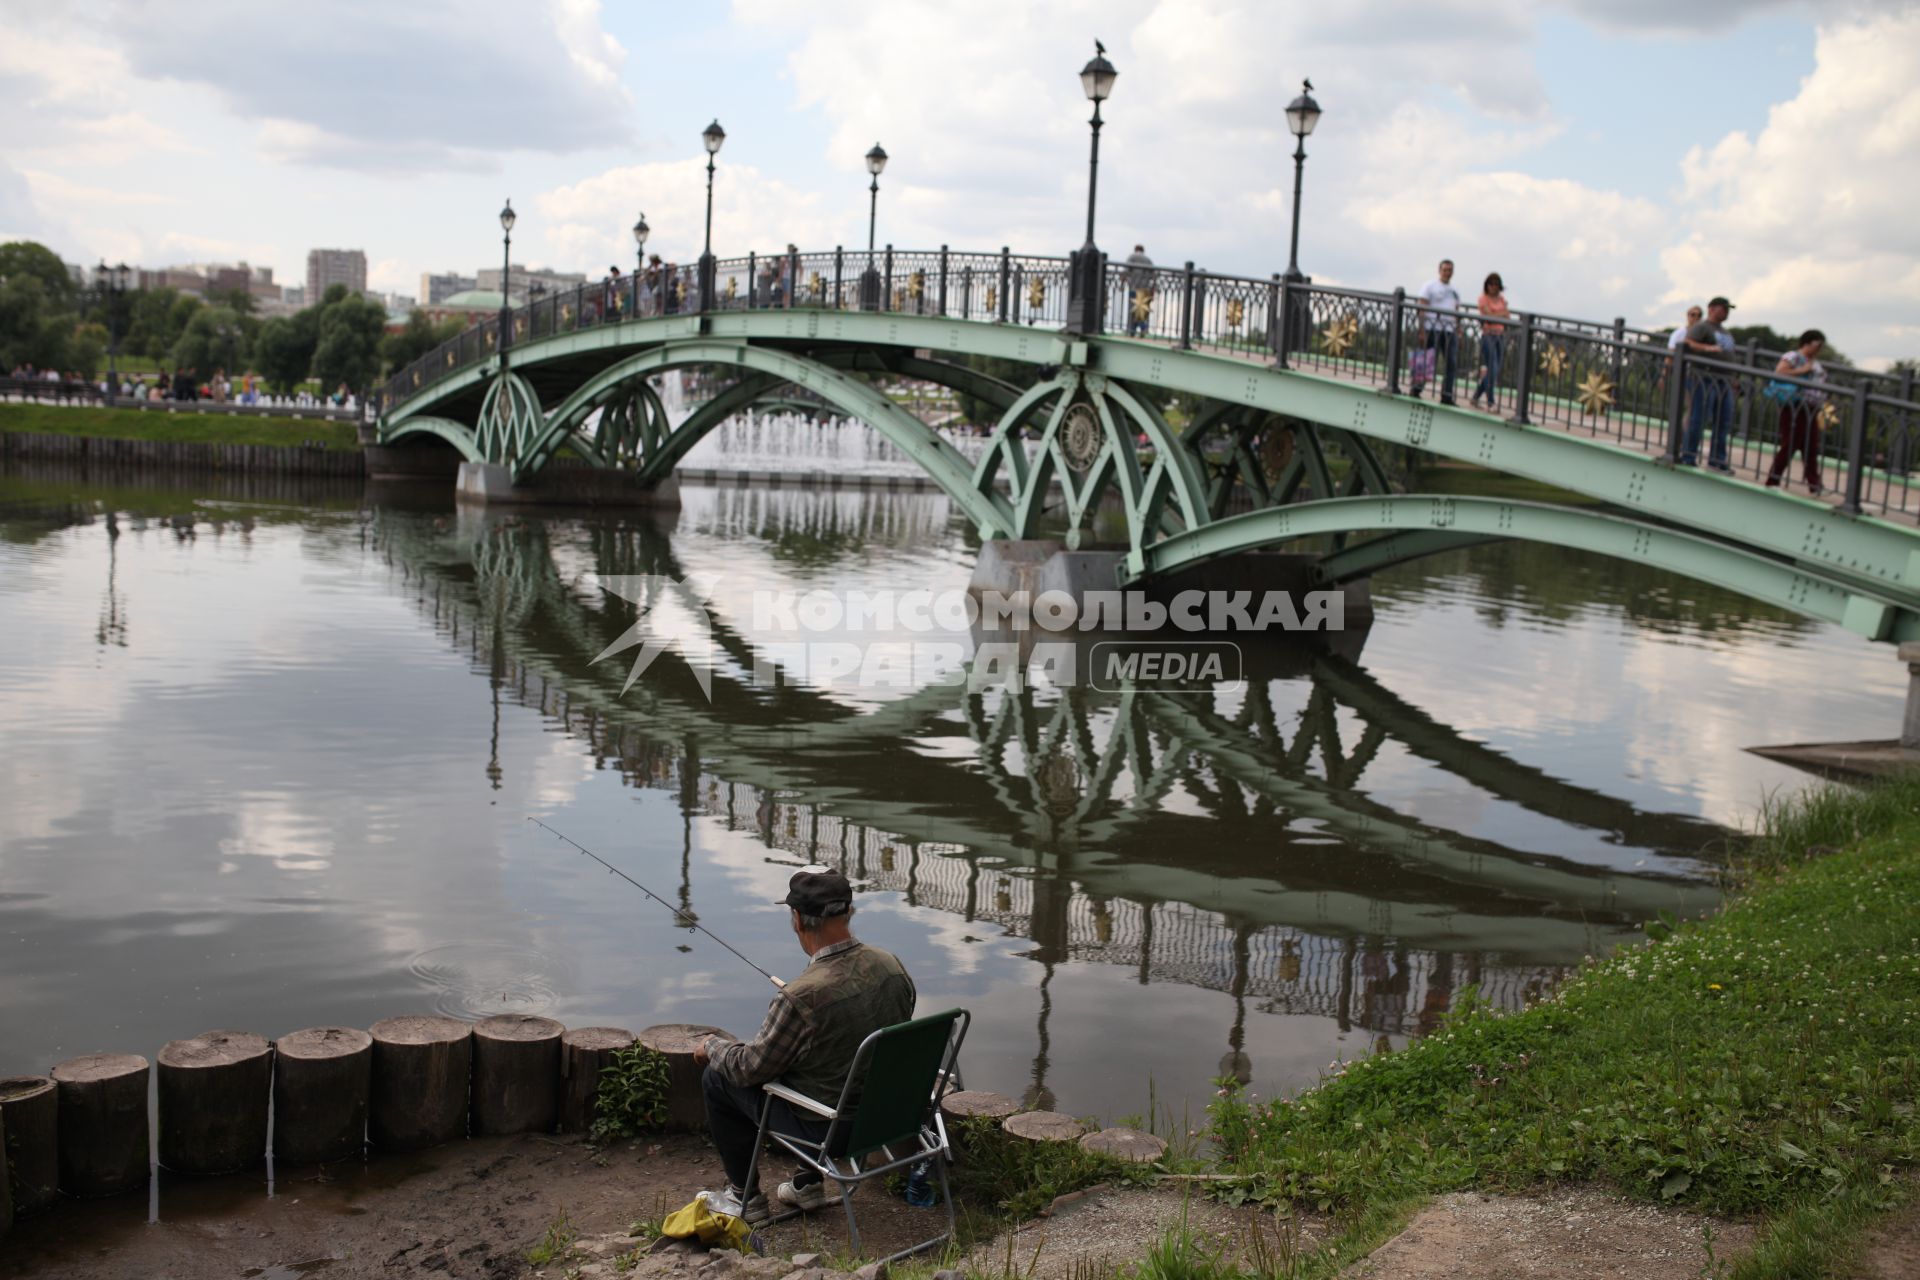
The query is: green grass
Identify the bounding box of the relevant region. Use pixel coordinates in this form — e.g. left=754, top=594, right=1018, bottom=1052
left=0, top=402, right=360, bottom=450
left=525, top=1208, right=579, bottom=1267
left=1204, top=771, right=1920, bottom=1278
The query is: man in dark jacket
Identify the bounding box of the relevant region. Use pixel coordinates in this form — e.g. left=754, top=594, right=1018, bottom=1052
left=695, top=870, right=916, bottom=1224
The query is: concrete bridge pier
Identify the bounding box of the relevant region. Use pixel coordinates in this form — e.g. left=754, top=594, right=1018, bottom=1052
left=1749, top=640, right=1920, bottom=779
left=454, top=462, right=681, bottom=509
left=1904, top=642, right=1920, bottom=750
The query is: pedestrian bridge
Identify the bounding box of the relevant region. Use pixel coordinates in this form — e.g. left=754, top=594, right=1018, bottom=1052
left=376, top=247, right=1920, bottom=646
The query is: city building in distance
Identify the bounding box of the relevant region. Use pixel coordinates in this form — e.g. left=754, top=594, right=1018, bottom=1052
left=420, top=272, right=478, bottom=306
left=307, top=248, right=368, bottom=302
left=475, top=265, right=586, bottom=303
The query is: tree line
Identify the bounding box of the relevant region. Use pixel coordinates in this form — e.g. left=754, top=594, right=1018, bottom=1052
left=0, top=239, right=467, bottom=394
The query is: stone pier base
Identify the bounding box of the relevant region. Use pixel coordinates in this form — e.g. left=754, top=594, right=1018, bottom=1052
left=454, top=462, right=681, bottom=508
left=1745, top=640, right=1920, bottom=780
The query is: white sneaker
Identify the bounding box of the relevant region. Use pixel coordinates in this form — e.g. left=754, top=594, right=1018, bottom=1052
left=705, top=1185, right=772, bottom=1225
left=775, top=1178, right=844, bottom=1211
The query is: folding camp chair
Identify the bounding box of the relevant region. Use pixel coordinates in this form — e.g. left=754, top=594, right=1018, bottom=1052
left=742, top=1008, right=969, bottom=1262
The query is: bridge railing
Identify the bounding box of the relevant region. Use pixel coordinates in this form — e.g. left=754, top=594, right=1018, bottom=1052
left=379, top=244, right=1920, bottom=519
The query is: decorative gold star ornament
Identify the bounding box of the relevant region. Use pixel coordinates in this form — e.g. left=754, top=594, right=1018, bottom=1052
left=1028, top=278, right=1046, bottom=309
left=1575, top=371, right=1615, bottom=414
left=1131, top=288, right=1151, bottom=322
left=1539, top=345, right=1570, bottom=378
left=1320, top=313, right=1359, bottom=358
left=1226, top=298, right=1245, bottom=329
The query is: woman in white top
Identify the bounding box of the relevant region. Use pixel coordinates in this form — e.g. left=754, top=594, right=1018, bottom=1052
left=1765, top=329, right=1827, bottom=494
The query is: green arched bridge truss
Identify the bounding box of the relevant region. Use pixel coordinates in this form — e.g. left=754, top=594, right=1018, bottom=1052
left=378, top=259, right=1920, bottom=645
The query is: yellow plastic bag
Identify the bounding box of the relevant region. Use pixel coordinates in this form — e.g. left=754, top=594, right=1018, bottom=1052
left=658, top=1191, right=754, bottom=1253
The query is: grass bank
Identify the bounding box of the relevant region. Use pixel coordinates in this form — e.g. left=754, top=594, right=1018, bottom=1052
left=0, top=402, right=360, bottom=450
left=1202, top=772, right=1920, bottom=1278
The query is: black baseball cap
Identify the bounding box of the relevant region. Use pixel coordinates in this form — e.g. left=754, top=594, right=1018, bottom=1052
left=777, top=870, right=853, bottom=916
left=1708, top=296, right=1735, bottom=310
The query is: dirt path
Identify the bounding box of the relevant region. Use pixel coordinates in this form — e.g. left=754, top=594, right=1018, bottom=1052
left=1342, top=1189, right=1753, bottom=1280
left=0, top=1136, right=1817, bottom=1280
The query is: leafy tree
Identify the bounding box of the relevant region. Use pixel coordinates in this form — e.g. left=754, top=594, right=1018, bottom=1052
left=69, top=321, right=108, bottom=379
left=379, top=309, right=466, bottom=373
left=0, top=274, right=71, bottom=371
left=126, top=288, right=203, bottom=362
left=311, top=290, right=388, bottom=395
left=254, top=312, right=321, bottom=393
left=171, top=306, right=247, bottom=375
left=209, top=286, right=256, bottom=316
left=0, top=241, right=75, bottom=306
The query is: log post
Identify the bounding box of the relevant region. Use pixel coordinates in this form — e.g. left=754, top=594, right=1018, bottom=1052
left=368, top=1015, right=471, bottom=1151
left=273, top=1027, right=372, bottom=1164
left=0, top=1077, right=59, bottom=1215
left=1079, top=1127, right=1167, bottom=1164
left=471, top=1014, right=563, bottom=1136
left=50, top=1053, right=149, bottom=1197
left=638, top=1024, right=732, bottom=1133
left=157, top=1030, right=272, bottom=1174
left=559, top=1027, right=637, bottom=1135
left=1002, top=1111, right=1084, bottom=1144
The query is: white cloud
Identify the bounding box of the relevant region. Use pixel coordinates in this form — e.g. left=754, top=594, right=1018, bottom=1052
left=1660, top=7, right=1920, bottom=365
left=534, top=158, right=839, bottom=272
left=105, top=0, right=634, bottom=172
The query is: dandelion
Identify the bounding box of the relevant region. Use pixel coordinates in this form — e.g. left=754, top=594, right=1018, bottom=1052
left=1708, top=983, right=1723, bottom=991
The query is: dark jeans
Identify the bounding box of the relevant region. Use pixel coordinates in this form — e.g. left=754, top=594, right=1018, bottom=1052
left=1767, top=402, right=1824, bottom=490
left=1423, top=328, right=1458, bottom=401
left=702, top=1065, right=834, bottom=1195
left=1682, top=376, right=1733, bottom=467
left=1473, top=334, right=1504, bottom=406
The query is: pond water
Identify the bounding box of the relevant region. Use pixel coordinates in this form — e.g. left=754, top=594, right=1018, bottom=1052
left=0, top=462, right=1902, bottom=1132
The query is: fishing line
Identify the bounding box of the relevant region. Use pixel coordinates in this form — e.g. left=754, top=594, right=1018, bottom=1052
left=526, top=816, right=784, bottom=988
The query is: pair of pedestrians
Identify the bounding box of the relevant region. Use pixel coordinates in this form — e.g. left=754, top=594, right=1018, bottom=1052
left=1410, top=259, right=1506, bottom=408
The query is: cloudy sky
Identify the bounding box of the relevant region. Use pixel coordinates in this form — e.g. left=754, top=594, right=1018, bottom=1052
left=3, top=1, right=1916, bottom=365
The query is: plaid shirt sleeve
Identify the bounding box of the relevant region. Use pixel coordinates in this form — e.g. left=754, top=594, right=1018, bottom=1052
left=709, top=992, right=811, bottom=1089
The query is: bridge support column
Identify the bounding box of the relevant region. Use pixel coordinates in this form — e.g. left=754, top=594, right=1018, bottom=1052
left=455, top=462, right=682, bottom=509
left=1903, top=642, right=1920, bottom=751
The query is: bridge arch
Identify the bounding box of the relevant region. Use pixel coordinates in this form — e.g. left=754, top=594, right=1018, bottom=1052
left=1135, top=494, right=1916, bottom=642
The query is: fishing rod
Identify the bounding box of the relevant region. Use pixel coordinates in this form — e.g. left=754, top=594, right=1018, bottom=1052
left=526, top=816, right=784, bottom=989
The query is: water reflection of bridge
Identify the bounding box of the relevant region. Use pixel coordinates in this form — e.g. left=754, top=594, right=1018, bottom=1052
left=377, top=496, right=1722, bottom=1060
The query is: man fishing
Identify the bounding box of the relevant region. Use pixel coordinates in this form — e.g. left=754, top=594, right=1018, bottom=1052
left=692, top=869, right=916, bottom=1224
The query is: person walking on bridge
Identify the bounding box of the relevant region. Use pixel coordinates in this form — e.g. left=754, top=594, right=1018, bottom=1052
left=1470, top=272, right=1509, bottom=410
left=1125, top=245, right=1155, bottom=337
left=693, top=869, right=917, bottom=1225
left=1415, top=258, right=1461, bottom=404
left=1765, top=329, right=1828, bottom=494
left=1678, top=296, right=1737, bottom=471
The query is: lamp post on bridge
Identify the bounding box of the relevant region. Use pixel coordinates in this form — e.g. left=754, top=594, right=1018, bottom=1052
left=1282, top=79, right=1322, bottom=285
left=91, top=260, right=130, bottom=404
left=498, top=199, right=516, bottom=366
left=860, top=142, right=887, bottom=310
left=1065, top=41, right=1117, bottom=336
left=632, top=212, right=649, bottom=314
left=698, top=119, right=725, bottom=313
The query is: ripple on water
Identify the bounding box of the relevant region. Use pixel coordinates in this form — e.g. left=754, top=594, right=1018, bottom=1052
left=406, top=942, right=569, bottom=1019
